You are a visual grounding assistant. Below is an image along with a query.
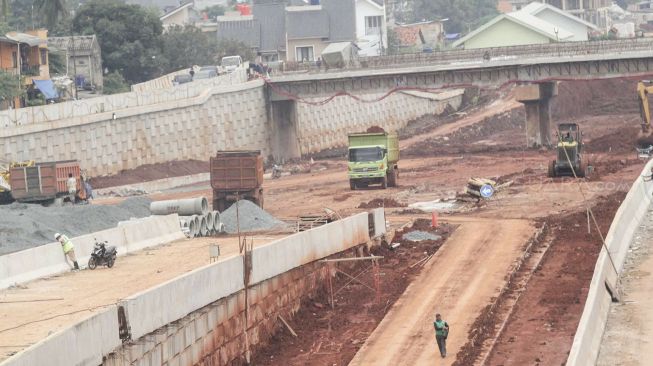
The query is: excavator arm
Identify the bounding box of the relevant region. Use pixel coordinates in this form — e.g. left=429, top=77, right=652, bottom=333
left=637, top=81, right=653, bottom=133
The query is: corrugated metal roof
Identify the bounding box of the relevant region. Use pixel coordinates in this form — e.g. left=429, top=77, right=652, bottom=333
left=6, top=32, right=45, bottom=47
left=217, top=19, right=262, bottom=48
left=286, top=8, right=330, bottom=39
left=48, top=36, right=98, bottom=52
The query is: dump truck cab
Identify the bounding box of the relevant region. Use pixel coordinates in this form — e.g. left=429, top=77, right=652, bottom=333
left=348, top=132, right=399, bottom=189
left=549, top=123, right=585, bottom=178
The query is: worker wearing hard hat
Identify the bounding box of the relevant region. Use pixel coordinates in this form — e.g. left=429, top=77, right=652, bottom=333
left=56, top=233, right=80, bottom=271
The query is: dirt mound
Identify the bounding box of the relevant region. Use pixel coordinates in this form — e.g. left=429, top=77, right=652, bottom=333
left=357, top=197, right=406, bottom=209
left=552, top=79, right=638, bottom=119
left=220, top=200, right=288, bottom=234
left=90, top=160, right=209, bottom=189
left=404, top=108, right=525, bottom=156
left=366, top=125, right=386, bottom=133
left=585, top=126, right=641, bottom=153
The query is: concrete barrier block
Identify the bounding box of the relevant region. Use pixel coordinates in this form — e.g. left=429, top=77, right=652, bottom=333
left=1, top=305, right=120, bottom=366
left=371, top=208, right=387, bottom=238
left=568, top=160, right=653, bottom=365
left=250, top=213, right=369, bottom=284
left=120, top=255, right=244, bottom=340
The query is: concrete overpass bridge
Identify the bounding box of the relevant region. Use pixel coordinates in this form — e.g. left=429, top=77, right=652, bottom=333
left=268, top=39, right=653, bottom=147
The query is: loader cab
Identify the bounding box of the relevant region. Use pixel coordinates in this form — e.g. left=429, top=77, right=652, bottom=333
left=556, top=123, right=581, bottom=145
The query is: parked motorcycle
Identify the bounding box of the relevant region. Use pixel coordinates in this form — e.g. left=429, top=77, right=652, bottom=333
left=88, top=238, right=117, bottom=270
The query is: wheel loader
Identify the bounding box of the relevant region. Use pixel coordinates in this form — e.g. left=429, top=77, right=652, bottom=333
left=548, top=123, right=585, bottom=178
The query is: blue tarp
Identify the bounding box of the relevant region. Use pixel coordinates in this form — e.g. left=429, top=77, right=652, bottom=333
left=32, top=79, right=59, bottom=99
left=445, top=33, right=461, bottom=40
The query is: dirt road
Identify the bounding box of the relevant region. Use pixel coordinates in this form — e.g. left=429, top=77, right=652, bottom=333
left=0, top=235, right=284, bottom=362
left=349, top=217, right=534, bottom=366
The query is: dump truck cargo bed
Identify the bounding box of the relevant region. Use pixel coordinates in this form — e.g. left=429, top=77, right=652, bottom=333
left=10, top=161, right=80, bottom=202
left=210, top=151, right=264, bottom=211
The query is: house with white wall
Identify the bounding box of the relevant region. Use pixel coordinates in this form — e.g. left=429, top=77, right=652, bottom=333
left=355, top=0, right=388, bottom=56
left=520, top=2, right=599, bottom=40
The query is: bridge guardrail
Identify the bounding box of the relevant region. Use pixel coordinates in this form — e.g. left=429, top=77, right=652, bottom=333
left=282, top=39, right=653, bottom=74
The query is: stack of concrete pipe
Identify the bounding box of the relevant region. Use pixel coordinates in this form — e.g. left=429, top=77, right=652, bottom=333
left=149, top=197, right=225, bottom=238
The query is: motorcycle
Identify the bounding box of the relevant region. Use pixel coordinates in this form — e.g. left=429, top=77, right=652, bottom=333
left=88, top=238, right=117, bottom=270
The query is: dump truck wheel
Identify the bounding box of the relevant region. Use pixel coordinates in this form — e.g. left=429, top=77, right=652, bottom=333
left=548, top=160, right=556, bottom=178
left=387, top=169, right=397, bottom=187
left=381, top=177, right=388, bottom=189
left=350, top=180, right=356, bottom=190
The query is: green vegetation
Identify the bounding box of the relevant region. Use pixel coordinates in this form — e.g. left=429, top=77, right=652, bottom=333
left=102, top=71, right=130, bottom=95
left=0, top=71, right=23, bottom=102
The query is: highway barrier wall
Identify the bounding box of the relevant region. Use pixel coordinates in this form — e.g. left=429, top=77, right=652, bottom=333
left=103, top=211, right=379, bottom=365
left=567, top=160, right=653, bottom=365
left=0, top=215, right=185, bottom=290
left=2, top=306, right=121, bottom=366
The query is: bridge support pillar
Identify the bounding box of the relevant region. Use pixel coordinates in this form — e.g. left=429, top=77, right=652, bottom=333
left=269, top=100, right=301, bottom=161
left=515, top=82, right=557, bottom=148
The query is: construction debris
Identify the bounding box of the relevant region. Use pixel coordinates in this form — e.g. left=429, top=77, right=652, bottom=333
left=465, top=178, right=496, bottom=198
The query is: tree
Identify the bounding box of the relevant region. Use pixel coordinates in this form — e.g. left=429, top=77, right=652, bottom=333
left=72, top=0, right=165, bottom=84
left=412, top=0, right=498, bottom=35
left=34, top=0, right=68, bottom=30
left=0, top=71, right=23, bottom=102
left=161, top=25, right=218, bottom=72
left=103, top=71, right=129, bottom=95
left=203, top=4, right=225, bottom=20
left=215, top=39, right=255, bottom=62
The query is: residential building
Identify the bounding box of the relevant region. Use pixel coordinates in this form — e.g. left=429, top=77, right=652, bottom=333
left=124, top=0, right=182, bottom=14
left=160, top=2, right=199, bottom=29
left=5, top=30, right=50, bottom=84
left=216, top=0, right=387, bottom=62
left=48, top=35, right=103, bottom=90
left=452, top=2, right=599, bottom=49
left=393, top=20, right=445, bottom=52
left=543, top=0, right=611, bottom=28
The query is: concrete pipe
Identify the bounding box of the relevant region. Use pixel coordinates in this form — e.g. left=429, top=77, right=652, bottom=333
left=179, top=217, right=197, bottom=238
left=150, top=197, right=209, bottom=216
left=205, top=212, right=215, bottom=231
left=212, top=211, right=221, bottom=232
left=190, top=215, right=200, bottom=230
left=199, top=216, right=209, bottom=237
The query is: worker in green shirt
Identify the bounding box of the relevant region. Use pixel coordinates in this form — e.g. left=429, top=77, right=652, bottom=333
left=56, top=233, right=80, bottom=271
left=434, top=313, right=450, bottom=358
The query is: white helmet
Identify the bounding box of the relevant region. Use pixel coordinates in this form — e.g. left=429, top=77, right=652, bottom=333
left=54, top=233, right=62, bottom=240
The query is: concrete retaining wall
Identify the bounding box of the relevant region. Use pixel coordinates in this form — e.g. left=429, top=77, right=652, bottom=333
left=2, top=306, right=120, bottom=366
left=0, top=70, right=247, bottom=127
left=0, top=80, right=268, bottom=176
left=296, top=89, right=463, bottom=154
left=121, top=255, right=245, bottom=340
left=567, top=161, right=653, bottom=365
left=95, top=173, right=210, bottom=196
left=105, top=211, right=378, bottom=365
left=0, top=215, right=185, bottom=290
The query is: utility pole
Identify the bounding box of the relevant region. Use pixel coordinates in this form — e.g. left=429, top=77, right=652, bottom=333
left=71, top=34, right=78, bottom=99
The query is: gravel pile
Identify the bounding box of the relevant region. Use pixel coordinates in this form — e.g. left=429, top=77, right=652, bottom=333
left=403, top=230, right=442, bottom=242
left=0, top=197, right=152, bottom=255
left=221, top=200, right=288, bottom=234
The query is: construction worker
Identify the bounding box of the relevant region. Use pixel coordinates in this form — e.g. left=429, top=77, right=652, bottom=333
left=56, top=233, right=80, bottom=270
left=434, top=313, right=450, bottom=358
left=66, top=173, right=77, bottom=204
